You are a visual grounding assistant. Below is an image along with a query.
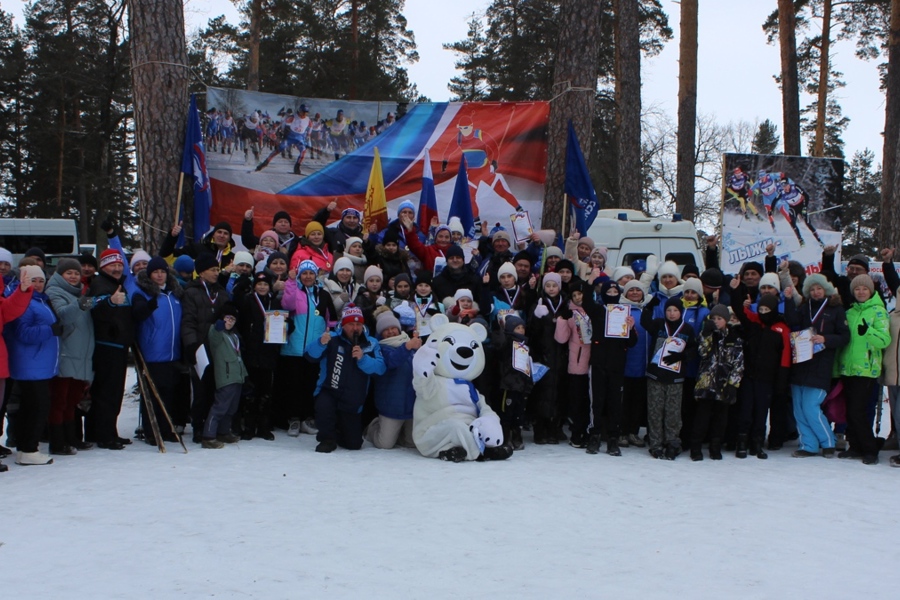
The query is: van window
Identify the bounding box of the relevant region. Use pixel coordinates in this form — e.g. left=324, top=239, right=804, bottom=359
left=621, top=253, right=652, bottom=267
left=665, top=252, right=698, bottom=267
left=0, top=234, right=77, bottom=255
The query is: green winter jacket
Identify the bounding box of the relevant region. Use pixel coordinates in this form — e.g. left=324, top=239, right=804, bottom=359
left=837, top=295, right=891, bottom=378
left=207, top=323, right=248, bottom=390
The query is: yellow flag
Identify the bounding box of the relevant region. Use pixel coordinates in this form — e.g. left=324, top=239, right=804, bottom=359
left=364, top=147, right=388, bottom=232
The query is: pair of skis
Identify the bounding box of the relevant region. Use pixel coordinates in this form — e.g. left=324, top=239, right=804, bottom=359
left=133, top=346, right=188, bottom=454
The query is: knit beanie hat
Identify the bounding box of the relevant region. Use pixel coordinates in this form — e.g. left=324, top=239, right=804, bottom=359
left=266, top=252, right=288, bottom=267
left=556, top=259, right=575, bottom=274
left=345, top=236, right=363, bottom=250
left=375, top=310, right=402, bottom=336
left=504, top=314, right=525, bottom=333
left=56, top=257, right=82, bottom=275
left=212, top=221, right=232, bottom=236
left=218, top=302, right=239, bottom=320
left=364, top=265, right=383, bottom=282
left=682, top=278, right=704, bottom=296
left=147, top=256, right=169, bottom=275
left=397, top=200, right=416, bottom=216
left=577, top=237, right=595, bottom=250
left=194, top=253, right=219, bottom=274
left=130, top=250, right=151, bottom=271
left=24, top=247, right=47, bottom=263
left=758, top=294, right=780, bottom=313
left=333, top=256, right=354, bottom=274
left=611, top=266, right=635, bottom=283
left=664, top=296, right=684, bottom=318
left=543, top=272, right=562, bottom=290
left=341, top=208, right=362, bottom=220
left=382, top=228, right=401, bottom=246
left=709, top=304, right=730, bottom=321
left=173, top=255, right=194, bottom=274
left=0, top=247, right=12, bottom=265
left=802, top=273, right=836, bottom=297
left=394, top=273, right=412, bottom=288
left=759, top=273, right=781, bottom=291
left=700, top=268, right=724, bottom=289
left=297, top=260, right=319, bottom=275
left=545, top=246, right=563, bottom=259
left=622, top=279, right=645, bottom=298
left=253, top=270, right=273, bottom=287
left=394, top=302, right=416, bottom=328
left=681, top=264, right=700, bottom=279
left=498, top=262, right=517, bottom=279
left=740, top=261, right=764, bottom=277
left=492, top=230, right=512, bottom=245
left=850, top=273, right=875, bottom=294
left=22, top=264, right=45, bottom=282
left=259, top=230, right=280, bottom=246
left=454, top=288, right=474, bottom=302
left=513, top=251, right=534, bottom=266
left=99, top=248, right=124, bottom=269
left=445, top=244, right=465, bottom=260
left=847, top=254, right=870, bottom=272
left=415, top=270, right=433, bottom=286
left=305, top=221, right=324, bottom=236
left=341, top=303, right=364, bottom=326
left=448, top=216, right=465, bottom=235
left=591, top=245, right=608, bottom=261
left=273, top=210, right=292, bottom=227
left=233, top=251, right=254, bottom=267
left=79, top=252, right=99, bottom=269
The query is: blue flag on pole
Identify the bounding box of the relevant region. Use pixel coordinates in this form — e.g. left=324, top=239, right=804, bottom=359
left=417, top=148, right=439, bottom=233
left=181, top=94, right=212, bottom=242
left=564, top=120, right=600, bottom=236
left=448, top=156, right=475, bottom=238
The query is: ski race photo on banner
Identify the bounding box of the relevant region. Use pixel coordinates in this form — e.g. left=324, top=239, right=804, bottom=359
left=202, top=86, right=549, bottom=247
left=719, top=153, right=844, bottom=274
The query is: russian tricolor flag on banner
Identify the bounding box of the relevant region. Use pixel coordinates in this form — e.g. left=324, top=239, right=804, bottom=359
left=181, top=94, right=213, bottom=242
left=417, top=148, right=438, bottom=232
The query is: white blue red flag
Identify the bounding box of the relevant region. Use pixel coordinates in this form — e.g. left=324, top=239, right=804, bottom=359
left=417, top=148, right=438, bottom=232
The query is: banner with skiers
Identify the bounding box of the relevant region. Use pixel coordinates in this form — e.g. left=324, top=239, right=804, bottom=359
left=719, top=153, right=844, bottom=274
left=201, top=86, right=549, bottom=236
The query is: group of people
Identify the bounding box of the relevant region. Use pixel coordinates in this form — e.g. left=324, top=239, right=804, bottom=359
left=206, top=105, right=396, bottom=173
left=1, top=201, right=898, bottom=470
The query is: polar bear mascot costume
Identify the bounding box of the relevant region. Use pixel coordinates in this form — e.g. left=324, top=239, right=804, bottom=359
left=412, top=315, right=511, bottom=462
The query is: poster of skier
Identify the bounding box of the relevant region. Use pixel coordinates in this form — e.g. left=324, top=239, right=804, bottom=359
left=719, top=153, right=844, bottom=274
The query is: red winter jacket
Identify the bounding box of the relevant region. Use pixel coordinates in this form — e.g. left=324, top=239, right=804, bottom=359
left=0, top=286, right=34, bottom=378
left=402, top=226, right=451, bottom=272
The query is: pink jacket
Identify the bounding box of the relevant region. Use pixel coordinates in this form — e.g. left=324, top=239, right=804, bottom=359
left=554, top=303, right=591, bottom=375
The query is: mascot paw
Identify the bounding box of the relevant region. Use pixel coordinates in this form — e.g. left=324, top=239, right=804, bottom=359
left=470, top=416, right=504, bottom=450
left=438, top=447, right=468, bottom=462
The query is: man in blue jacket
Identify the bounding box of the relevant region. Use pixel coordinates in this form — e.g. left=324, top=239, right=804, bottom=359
left=306, top=304, right=385, bottom=453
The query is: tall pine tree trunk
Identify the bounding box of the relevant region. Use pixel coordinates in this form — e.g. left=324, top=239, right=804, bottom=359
left=778, top=0, right=801, bottom=156
left=247, top=0, right=262, bottom=91
left=542, top=0, right=603, bottom=234
left=128, top=0, right=189, bottom=254
left=675, top=0, right=698, bottom=222
left=883, top=0, right=900, bottom=248
left=813, top=0, right=832, bottom=157
left=615, top=0, right=642, bottom=210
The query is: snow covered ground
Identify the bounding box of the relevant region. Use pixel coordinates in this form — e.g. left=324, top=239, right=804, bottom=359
left=3, top=379, right=899, bottom=598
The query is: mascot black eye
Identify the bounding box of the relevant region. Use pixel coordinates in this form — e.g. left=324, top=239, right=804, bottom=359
left=442, top=336, right=455, bottom=345
left=470, top=341, right=478, bottom=349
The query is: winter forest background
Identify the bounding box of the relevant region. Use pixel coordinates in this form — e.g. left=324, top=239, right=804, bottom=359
left=0, top=0, right=894, bottom=257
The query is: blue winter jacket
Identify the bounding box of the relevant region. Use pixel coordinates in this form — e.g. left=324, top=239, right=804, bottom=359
left=374, top=340, right=416, bottom=420
left=132, top=270, right=183, bottom=363
left=681, top=303, right=710, bottom=378
left=281, top=280, right=333, bottom=358
left=6, top=291, right=60, bottom=380
left=307, top=326, right=386, bottom=410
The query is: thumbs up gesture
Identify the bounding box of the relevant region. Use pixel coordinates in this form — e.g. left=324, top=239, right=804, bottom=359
left=111, top=286, right=126, bottom=305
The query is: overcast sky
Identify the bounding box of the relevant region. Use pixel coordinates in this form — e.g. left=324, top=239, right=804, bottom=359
left=6, top=0, right=886, bottom=159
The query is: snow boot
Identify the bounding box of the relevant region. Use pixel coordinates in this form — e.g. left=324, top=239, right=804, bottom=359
left=752, top=437, right=768, bottom=459
left=664, top=444, right=680, bottom=461
left=15, top=450, right=53, bottom=465
left=890, top=454, right=900, bottom=467
left=553, top=420, right=568, bottom=442
left=64, top=420, right=92, bottom=450
left=316, top=440, right=338, bottom=453
left=690, top=444, right=703, bottom=461
left=735, top=434, right=748, bottom=459
left=201, top=438, right=224, bottom=449
left=532, top=421, right=549, bottom=445
left=438, top=446, right=467, bottom=462
left=606, top=437, right=621, bottom=456
left=585, top=434, right=602, bottom=455
left=510, top=426, right=524, bottom=451
left=862, top=454, right=879, bottom=465
left=0, top=444, right=10, bottom=458
left=216, top=433, right=240, bottom=444
left=480, top=445, right=513, bottom=461
left=568, top=432, right=587, bottom=449
left=791, top=449, right=818, bottom=458
left=541, top=419, right=559, bottom=445
left=49, top=424, right=76, bottom=456
left=708, top=440, right=723, bottom=460
left=0, top=460, right=7, bottom=472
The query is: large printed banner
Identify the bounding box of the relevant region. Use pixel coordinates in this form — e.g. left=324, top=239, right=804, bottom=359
left=203, top=87, right=549, bottom=238
left=720, top=153, right=844, bottom=275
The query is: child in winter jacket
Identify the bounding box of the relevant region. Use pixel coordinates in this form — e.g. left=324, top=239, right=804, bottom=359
left=527, top=273, right=569, bottom=444
left=691, top=304, right=744, bottom=460
left=366, top=308, right=422, bottom=449
left=410, top=270, right=444, bottom=339
left=324, top=257, right=362, bottom=314
left=306, top=304, right=386, bottom=453
left=447, top=288, right=480, bottom=325
left=641, top=295, right=697, bottom=460
left=836, top=274, right=890, bottom=464
left=203, top=303, right=247, bottom=449
left=494, top=315, right=534, bottom=451
left=387, top=273, right=414, bottom=310
left=554, top=286, right=592, bottom=448
left=620, top=280, right=650, bottom=449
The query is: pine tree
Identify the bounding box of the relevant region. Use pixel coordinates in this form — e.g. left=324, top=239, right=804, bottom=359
left=751, top=119, right=780, bottom=155
left=444, top=15, right=488, bottom=101
left=842, top=149, right=881, bottom=256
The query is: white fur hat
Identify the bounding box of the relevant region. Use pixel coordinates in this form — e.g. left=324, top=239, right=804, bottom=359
left=658, top=260, right=681, bottom=280
left=448, top=216, right=465, bottom=235
left=611, top=266, right=635, bottom=283
left=0, top=247, right=12, bottom=265
left=682, top=278, right=704, bottom=296
left=233, top=251, right=254, bottom=267
left=453, top=288, right=473, bottom=302
left=130, top=250, right=151, bottom=271
left=759, top=272, right=781, bottom=291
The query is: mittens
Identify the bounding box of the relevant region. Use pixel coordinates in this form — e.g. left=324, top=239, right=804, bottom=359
left=50, top=322, right=64, bottom=336
left=533, top=303, right=549, bottom=319
left=857, top=319, right=869, bottom=336
left=662, top=351, right=684, bottom=365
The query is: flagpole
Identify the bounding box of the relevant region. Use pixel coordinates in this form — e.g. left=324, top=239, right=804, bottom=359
left=561, top=193, right=568, bottom=240
left=174, top=172, right=185, bottom=229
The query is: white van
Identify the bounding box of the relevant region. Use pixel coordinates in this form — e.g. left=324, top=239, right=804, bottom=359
left=585, top=209, right=704, bottom=273
left=0, top=218, right=80, bottom=266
